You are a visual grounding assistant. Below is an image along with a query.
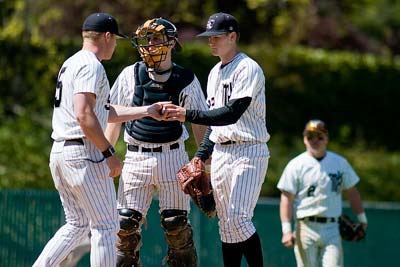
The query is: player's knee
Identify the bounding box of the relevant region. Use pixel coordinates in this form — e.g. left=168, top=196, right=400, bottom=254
left=161, top=209, right=189, bottom=232
left=161, top=209, right=194, bottom=247
left=119, top=208, right=142, bottom=233
left=160, top=209, right=197, bottom=266
left=117, top=208, right=142, bottom=250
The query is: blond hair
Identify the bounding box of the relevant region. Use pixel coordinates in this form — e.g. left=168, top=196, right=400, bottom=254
left=82, top=31, right=104, bottom=41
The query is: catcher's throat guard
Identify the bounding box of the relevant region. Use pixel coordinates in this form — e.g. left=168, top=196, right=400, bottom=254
left=132, top=18, right=181, bottom=71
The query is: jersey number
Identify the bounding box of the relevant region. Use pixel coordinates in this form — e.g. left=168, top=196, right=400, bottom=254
left=307, top=185, right=316, bottom=197
left=54, top=67, right=67, bottom=107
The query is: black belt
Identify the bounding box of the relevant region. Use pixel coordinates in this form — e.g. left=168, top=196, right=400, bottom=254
left=300, top=216, right=337, bottom=223
left=64, top=138, right=84, bottom=146
left=220, top=140, right=236, bottom=145
left=127, top=143, right=179, bottom=153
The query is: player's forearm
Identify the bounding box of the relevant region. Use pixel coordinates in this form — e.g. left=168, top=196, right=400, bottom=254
left=191, top=124, right=208, bottom=146
left=105, top=122, right=122, bottom=147
left=346, top=187, right=365, bottom=215
left=108, top=105, right=149, bottom=123
left=185, top=97, right=251, bottom=126
left=194, top=127, right=214, bottom=162
left=280, top=192, right=294, bottom=223
left=77, top=111, right=112, bottom=152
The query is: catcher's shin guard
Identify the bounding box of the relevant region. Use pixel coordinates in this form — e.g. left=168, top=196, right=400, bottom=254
left=116, top=208, right=143, bottom=267
left=161, top=209, right=198, bottom=267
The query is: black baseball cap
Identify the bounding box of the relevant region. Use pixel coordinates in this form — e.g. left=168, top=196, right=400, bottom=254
left=82, top=13, right=127, bottom=38
left=197, top=12, right=239, bottom=37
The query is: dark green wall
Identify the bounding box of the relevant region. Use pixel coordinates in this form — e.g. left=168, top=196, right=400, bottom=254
left=1, top=190, right=398, bottom=266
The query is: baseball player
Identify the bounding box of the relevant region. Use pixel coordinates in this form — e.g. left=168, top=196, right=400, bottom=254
left=104, top=18, right=208, bottom=267
left=33, top=13, right=167, bottom=267
left=164, top=12, right=270, bottom=267
left=277, top=119, right=368, bottom=267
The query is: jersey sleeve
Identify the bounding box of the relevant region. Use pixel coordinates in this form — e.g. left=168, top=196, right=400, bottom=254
left=230, top=60, right=265, bottom=99
left=342, top=159, right=360, bottom=189
left=110, top=68, right=131, bottom=107
left=277, top=161, right=298, bottom=195
left=73, top=62, right=103, bottom=95
left=180, top=75, right=208, bottom=111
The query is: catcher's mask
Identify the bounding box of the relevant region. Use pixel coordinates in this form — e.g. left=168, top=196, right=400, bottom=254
left=131, top=18, right=182, bottom=71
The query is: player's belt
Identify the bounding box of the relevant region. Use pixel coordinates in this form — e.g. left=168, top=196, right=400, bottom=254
left=64, top=138, right=84, bottom=146
left=127, top=142, right=179, bottom=153
left=299, top=216, right=337, bottom=223
left=220, top=140, right=236, bottom=145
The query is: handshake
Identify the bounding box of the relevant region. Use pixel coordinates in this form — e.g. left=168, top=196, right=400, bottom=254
left=148, top=102, right=187, bottom=122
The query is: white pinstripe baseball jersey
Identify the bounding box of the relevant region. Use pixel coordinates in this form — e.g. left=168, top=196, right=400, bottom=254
left=206, top=52, right=270, bottom=144
left=110, top=62, right=208, bottom=147
left=277, top=151, right=360, bottom=219
left=51, top=50, right=110, bottom=141
left=34, top=49, right=118, bottom=267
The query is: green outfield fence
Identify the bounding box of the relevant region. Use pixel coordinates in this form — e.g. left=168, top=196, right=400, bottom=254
left=1, top=189, right=398, bottom=267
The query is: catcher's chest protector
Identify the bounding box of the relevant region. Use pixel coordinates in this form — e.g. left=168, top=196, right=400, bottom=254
left=125, top=62, right=194, bottom=143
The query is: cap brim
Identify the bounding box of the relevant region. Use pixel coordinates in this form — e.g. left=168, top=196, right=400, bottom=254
left=303, top=129, right=328, bottom=135
left=116, top=33, right=128, bottom=39
left=197, top=30, right=228, bottom=37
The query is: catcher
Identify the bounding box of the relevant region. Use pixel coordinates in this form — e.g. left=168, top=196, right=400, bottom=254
left=104, top=18, right=208, bottom=267
left=277, top=119, right=367, bottom=267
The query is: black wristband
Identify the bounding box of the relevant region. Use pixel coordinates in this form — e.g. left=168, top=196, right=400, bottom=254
left=102, top=146, right=115, bottom=158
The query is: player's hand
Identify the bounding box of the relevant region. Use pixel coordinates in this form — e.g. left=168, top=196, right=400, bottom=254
left=105, top=155, right=122, bottom=178
left=281, top=232, right=295, bottom=248
left=147, top=101, right=171, bottom=121
left=162, top=103, right=186, bottom=122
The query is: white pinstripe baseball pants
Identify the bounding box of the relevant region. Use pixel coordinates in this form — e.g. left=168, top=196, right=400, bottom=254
left=117, top=143, right=191, bottom=217
left=211, top=142, right=269, bottom=243
left=33, top=140, right=118, bottom=267
left=294, top=220, right=343, bottom=267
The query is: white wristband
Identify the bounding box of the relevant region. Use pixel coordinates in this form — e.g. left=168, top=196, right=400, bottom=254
left=282, top=222, right=292, bottom=234
left=357, top=212, right=368, bottom=224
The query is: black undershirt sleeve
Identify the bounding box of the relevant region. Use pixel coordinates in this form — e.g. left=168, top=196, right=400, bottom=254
left=194, top=126, right=214, bottom=162
left=185, top=97, right=252, bottom=126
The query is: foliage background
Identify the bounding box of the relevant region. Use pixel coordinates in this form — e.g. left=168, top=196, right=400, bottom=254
left=1, top=0, right=399, bottom=201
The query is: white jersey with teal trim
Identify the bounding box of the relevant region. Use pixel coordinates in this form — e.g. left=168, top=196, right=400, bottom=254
left=277, top=150, right=360, bottom=218
left=206, top=52, right=270, bottom=144
left=51, top=50, right=110, bottom=141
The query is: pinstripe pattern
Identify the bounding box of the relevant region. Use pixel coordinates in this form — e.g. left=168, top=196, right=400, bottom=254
left=117, top=143, right=191, bottom=215
left=207, top=53, right=270, bottom=144
left=110, top=62, right=208, bottom=147
left=211, top=142, right=269, bottom=243
left=34, top=50, right=117, bottom=267
left=51, top=50, right=110, bottom=141
left=205, top=52, right=270, bottom=244
left=109, top=61, right=207, bottom=215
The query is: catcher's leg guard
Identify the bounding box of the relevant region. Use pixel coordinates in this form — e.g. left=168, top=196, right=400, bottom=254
left=161, top=209, right=198, bottom=267
left=116, top=208, right=143, bottom=267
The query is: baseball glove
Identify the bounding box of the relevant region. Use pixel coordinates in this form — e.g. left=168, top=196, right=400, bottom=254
left=177, top=157, right=216, bottom=218
left=339, top=214, right=366, bottom=241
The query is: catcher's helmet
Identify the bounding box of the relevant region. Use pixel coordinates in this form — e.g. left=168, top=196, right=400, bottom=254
left=132, top=18, right=181, bottom=70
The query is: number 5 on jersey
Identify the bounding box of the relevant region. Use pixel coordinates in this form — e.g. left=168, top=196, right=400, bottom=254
left=54, top=67, right=66, bottom=107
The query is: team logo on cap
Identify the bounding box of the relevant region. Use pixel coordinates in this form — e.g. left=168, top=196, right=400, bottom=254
left=207, top=19, right=215, bottom=30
